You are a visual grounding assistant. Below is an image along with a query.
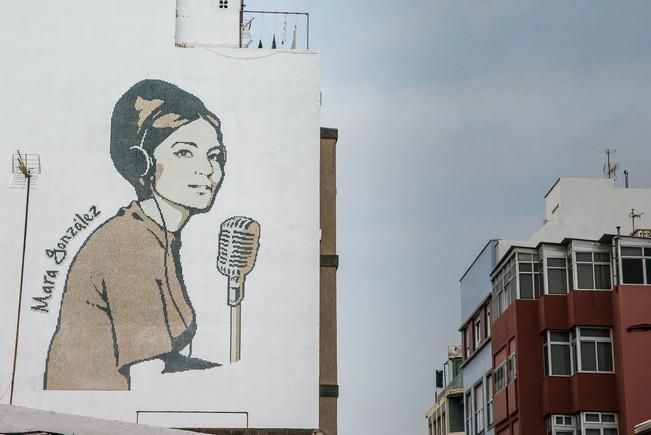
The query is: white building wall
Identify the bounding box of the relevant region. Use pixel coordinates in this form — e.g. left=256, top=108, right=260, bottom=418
left=533, top=177, right=651, bottom=243
left=0, top=0, right=320, bottom=430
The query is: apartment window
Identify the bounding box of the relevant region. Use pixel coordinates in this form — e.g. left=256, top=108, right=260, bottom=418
left=486, top=304, right=491, bottom=337
left=494, top=361, right=508, bottom=392
left=465, top=326, right=472, bottom=359
left=474, top=382, right=484, bottom=433
left=620, top=246, right=651, bottom=284
left=507, top=353, right=517, bottom=381
left=575, top=252, right=612, bottom=290
left=546, top=414, right=576, bottom=435
left=474, top=317, right=482, bottom=348
left=486, top=373, right=493, bottom=427
left=518, top=252, right=542, bottom=299
left=572, top=328, right=614, bottom=373
left=544, top=331, right=573, bottom=376
left=465, top=392, right=472, bottom=435
left=579, top=412, right=618, bottom=435
left=547, top=257, right=568, bottom=294
left=492, top=258, right=515, bottom=319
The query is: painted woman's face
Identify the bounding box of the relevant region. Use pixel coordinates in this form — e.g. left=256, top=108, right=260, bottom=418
left=152, top=118, right=224, bottom=211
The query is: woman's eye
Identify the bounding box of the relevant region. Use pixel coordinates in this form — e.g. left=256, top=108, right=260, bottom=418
left=208, top=152, right=221, bottom=162
left=174, top=149, right=193, bottom=158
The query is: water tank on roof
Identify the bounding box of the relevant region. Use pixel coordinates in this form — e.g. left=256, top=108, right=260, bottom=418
left=176, top=0, right=242, bottom=48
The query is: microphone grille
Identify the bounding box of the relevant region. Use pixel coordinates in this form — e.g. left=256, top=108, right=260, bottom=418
left=217, top=216, right=261, bottom=278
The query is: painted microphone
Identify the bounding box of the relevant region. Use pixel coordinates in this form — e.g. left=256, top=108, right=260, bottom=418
left=217, top=216, right=261, bottom=363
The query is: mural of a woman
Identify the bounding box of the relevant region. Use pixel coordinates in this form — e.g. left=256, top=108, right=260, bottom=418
left=44, top=79, right=226, bottom=390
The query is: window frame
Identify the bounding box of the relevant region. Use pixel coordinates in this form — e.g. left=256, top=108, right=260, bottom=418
left=545, top=256, right=570, bottom=295
left=619, top=244, right=651, bottom=285
left=485, top=372, right=493, bottom=427
left=579, top=411, right=618, bottom=435
left=508, top=353, right=517, bottom=381
left=474, top=317, right=482, bottom=349
left=494, top=361, right=508, bottom=393
left=546, top=414, right=577, bottom=435
left=544, top=331, right=574, bottom=377
left=517, top=251, right=542, bottom=299
left=465, top=391, right=472, bottom=435
left=486, top=304, right=491, bottom=338
left=474, top=381, right=484, bottom=434
left=574, top=250, right=612, bottom=291
left=572, top=327, right=615, bottom=374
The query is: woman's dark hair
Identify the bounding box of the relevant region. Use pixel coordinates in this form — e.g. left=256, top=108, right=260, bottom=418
left=110, top=79, right=225, bottom=200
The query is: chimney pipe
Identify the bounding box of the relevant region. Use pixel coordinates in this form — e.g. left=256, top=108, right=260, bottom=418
left=625, top=170, right=630, bottom=188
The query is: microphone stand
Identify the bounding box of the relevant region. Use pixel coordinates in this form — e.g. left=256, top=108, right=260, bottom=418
left=228, top=276, right=245, bottom=363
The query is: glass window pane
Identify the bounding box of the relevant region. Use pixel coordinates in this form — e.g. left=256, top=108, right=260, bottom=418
left=520, top=263, right=533, bottom=272
left=595, top=252, right=610, bottom=262
left=508, top=279, right=516, bottom=303
left=520, top=274, right=534, bottom=299
left=555, top=416, right=564, bottom=425
left=581, top=328, right=610, bottom=338
left=576, top=252, right=593, bottom=262
left=535, top=273, right=542, bottom=298
left=645, top=247, right=651, bottom=257
left=548, top=269, right=568, bottom=294
left=595, top=265, right=612, bottom=289
left=550, top=331, right=570, bottom=342
left=604, top=429, right=618, bottom=435
left=585, top=413, right=600, bottom=422
left=586, top=430, right=600, bottom=435
left=602, top=414, right=616, bottom=423
left=581, top=342, right=598, bottom=371
left=551, top=344, right=572, bottom=375
left=518, top=253, right=532, bottom=261
left=622, top=246, right=643, bottom=256
left=622, top=258, right=644, bottom=284
left=577, top=264, right=594, bottom=289
left=544, top=345, right=549, bottom=375
left=647, top=259, right=651, bottom=284
left=548, top=258, right=566, bottom=267
left=597, top=342, right=614, bottom=371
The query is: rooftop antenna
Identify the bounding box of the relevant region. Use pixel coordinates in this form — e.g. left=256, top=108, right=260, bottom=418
left=9, top=150, right=41, bottom=405
left=630, top=208, right=644, bottom=233
left=603, top=148, right=619, bottom=180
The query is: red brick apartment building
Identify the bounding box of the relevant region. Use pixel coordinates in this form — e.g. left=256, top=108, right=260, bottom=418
left=488, top=235, right=651, bottom=435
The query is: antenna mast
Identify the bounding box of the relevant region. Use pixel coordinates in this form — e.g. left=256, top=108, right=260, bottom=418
left=9, top=150, right=41, bottom=405
left=630, top=208, right=644, bottom=233
left=603, top=148, right=619, bottom=180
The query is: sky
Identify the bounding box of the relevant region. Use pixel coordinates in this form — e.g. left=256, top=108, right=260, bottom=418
left=248, top=1, right=651, bottom=434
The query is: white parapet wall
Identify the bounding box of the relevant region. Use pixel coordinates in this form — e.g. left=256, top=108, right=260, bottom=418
left=176, top=0, right=242, bottom=48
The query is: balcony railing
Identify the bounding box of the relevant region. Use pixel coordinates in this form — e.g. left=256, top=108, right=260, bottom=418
left=241, top=10, right=310, bottom=49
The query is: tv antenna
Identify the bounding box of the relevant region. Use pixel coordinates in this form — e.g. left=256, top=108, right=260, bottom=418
left=9, top=150, right=41, bottom=405
left=630, top=208, right=644, bottom=233
left=603, top=148, right=619, bottom=180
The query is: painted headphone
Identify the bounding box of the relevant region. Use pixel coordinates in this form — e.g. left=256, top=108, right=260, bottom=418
left=129, top=129, right=153, bottom=178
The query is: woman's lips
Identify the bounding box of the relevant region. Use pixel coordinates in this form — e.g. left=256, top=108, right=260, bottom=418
left=188, top=184, right=212, bottom=192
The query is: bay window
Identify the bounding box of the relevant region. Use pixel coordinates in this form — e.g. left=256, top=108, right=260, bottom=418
left=575, top=252, right=611, bottom=290
left=544, top=331, right=573, bottom=376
